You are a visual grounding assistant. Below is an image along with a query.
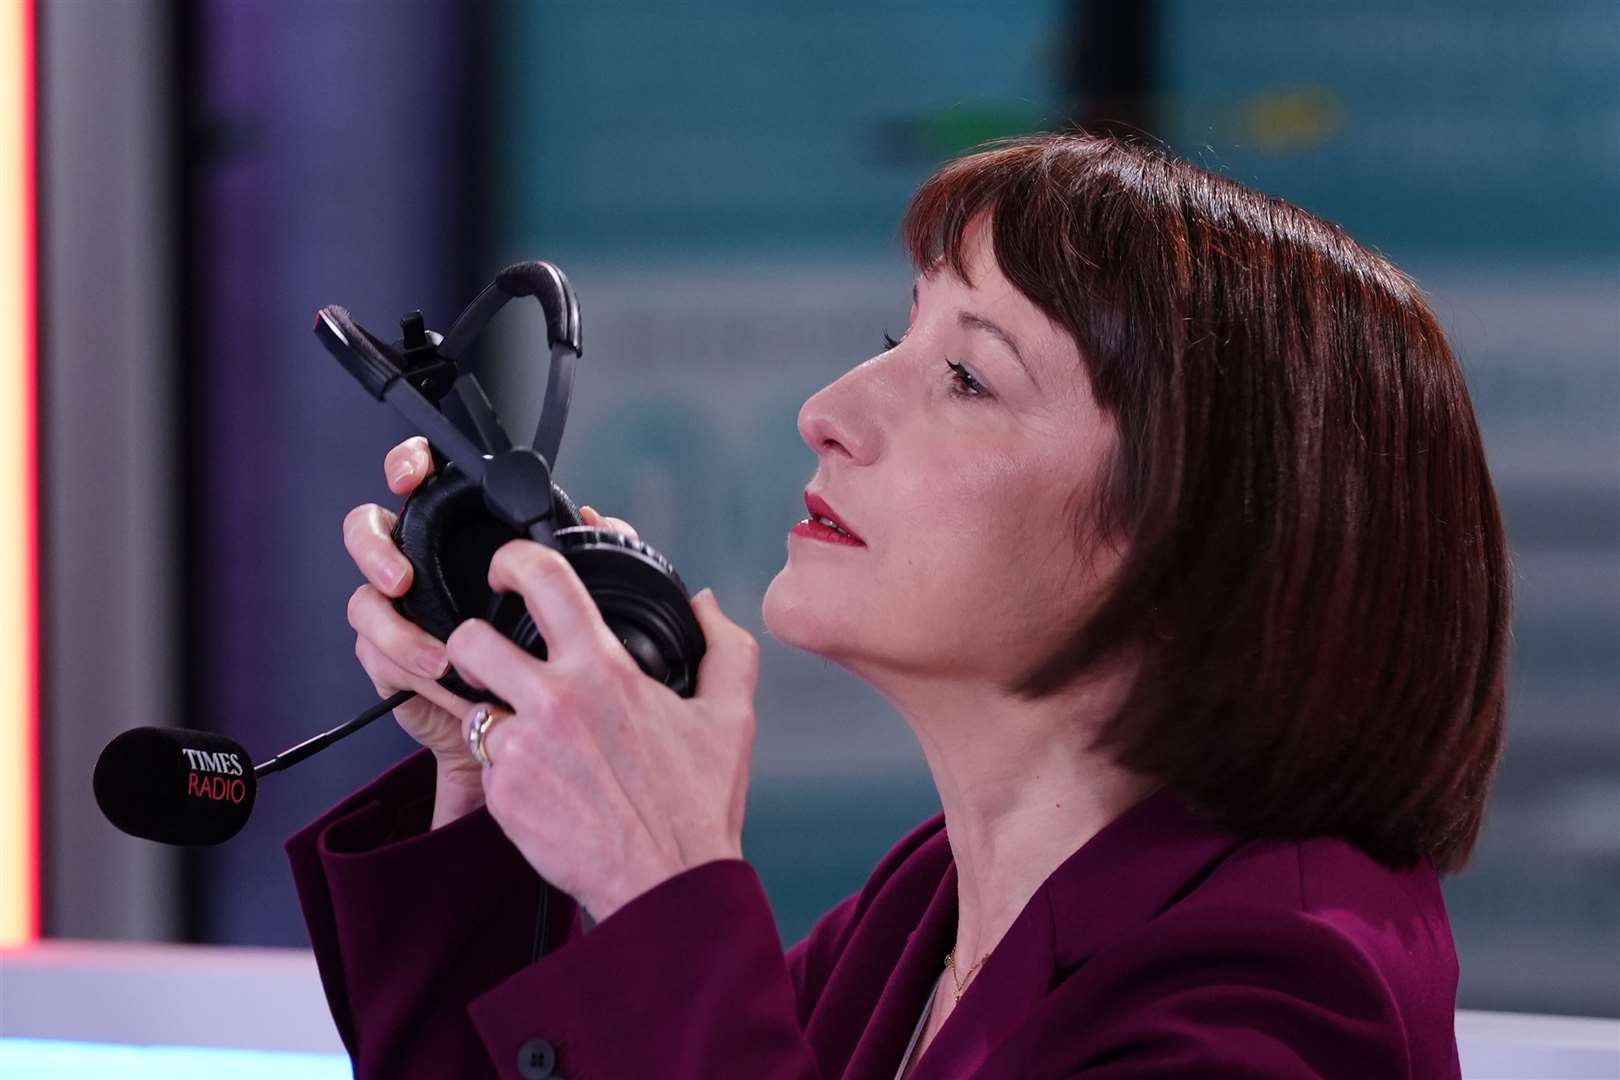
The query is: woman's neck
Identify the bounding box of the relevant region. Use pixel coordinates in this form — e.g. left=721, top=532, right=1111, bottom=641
left=882, top=668, right=1158, bottom=974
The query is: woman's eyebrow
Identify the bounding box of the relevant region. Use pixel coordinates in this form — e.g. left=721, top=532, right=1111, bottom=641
left=912, top=279, right=1040, bottom=392
left=959, top=312, right=1040, bottom=391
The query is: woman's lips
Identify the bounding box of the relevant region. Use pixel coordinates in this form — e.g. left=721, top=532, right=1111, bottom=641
left=804, top=492, right=862, bottom=541
left=790, top=518, right=867, bottom=546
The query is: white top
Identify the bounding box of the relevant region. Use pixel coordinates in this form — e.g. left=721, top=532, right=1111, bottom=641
left=893, top=968, right=946, bottom=1080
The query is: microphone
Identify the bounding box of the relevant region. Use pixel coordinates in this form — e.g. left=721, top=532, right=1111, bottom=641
left=94, top=689, right=414, bottom=845
left=94, top=727, right=257, bottom=846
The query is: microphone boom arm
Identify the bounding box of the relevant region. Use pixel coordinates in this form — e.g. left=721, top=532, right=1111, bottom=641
left=254, top=689, right=416, bottom=778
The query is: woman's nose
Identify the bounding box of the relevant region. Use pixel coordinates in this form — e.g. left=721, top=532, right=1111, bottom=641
left=797, top=370, right=881, bottom=466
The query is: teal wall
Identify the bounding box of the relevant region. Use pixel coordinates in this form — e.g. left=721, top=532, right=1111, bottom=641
left=486, top=2, right=1620, bottom=1016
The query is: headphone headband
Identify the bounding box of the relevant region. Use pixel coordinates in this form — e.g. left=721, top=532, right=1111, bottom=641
left=312, top=260, right=584, bottom=546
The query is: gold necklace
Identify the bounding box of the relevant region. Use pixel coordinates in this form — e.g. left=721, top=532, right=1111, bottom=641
left=943, top=948, right=988, bottom=1003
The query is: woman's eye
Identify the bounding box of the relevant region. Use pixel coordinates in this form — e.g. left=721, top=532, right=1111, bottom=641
left=945, top=359, right=988, bottom=399
left=881, top=332, right=988, bottom=400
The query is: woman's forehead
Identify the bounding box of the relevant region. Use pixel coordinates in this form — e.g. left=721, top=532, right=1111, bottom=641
left=916, top=214, right=1000, bottom=292
left=916, top=254, right=1063, bottom=349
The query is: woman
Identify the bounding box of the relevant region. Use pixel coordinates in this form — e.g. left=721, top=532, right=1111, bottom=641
left=291, top=132, right=1509, bottom=1079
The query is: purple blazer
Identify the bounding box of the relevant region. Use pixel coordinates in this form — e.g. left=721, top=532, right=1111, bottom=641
left=287, top=750, right=1462, bottom=1079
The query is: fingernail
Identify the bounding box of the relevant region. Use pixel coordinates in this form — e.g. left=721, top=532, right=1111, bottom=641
left=388, top=459, right=416, bottom=487
left=385, top=559, right=409, bottom=590
left=695, top=587, right=714, bottom=604
left=416, top=647, right=449, bottom=678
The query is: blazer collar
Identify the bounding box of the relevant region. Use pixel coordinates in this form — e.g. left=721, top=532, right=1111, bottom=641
left=889, top=785, right=1244, bottom=1079
left=1037, top=784, right=1244, bottom=970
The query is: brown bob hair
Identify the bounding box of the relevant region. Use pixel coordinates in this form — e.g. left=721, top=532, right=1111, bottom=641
left=902, top=132, right=1510, bottom=875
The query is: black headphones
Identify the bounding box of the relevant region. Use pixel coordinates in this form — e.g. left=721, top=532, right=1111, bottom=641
left=314, top=261, right=706, bottom=709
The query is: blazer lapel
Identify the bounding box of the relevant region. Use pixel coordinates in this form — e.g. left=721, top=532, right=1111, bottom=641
left=838, top=850, right=961, bottom=1080
left=1041, top=786, right=1243, bottom=973
left=905, top=857, right=1055, bottom=1080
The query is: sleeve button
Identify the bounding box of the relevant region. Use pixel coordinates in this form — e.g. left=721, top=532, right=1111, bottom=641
left=516, top=1037, right=557, bottom=1079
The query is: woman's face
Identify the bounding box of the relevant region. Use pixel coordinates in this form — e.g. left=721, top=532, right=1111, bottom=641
left=762, top=215, right=1121, bottom=691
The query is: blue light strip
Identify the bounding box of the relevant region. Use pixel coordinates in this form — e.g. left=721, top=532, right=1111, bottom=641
left=0, top=1039, right=351, bottom=1079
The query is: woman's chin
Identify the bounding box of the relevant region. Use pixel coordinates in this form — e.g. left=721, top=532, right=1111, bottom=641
left=762, top=572, right=855, bottom=657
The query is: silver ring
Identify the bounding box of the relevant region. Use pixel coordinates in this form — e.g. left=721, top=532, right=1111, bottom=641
left=466, top=706, right=503, bottom=768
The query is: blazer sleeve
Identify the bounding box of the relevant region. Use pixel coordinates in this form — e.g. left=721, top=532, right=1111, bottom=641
left=290, top=750, right=852, bottom=1080
left=1045, top=902, right=1417, bottom=1080
left=464, top=813, right=933, bottom=1078
left=466, top=857, right=832, bottom=1079
left=285, top=749, right=585, bottom=1078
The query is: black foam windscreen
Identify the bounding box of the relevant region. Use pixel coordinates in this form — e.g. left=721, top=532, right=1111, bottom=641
left=93, top=727, right=259, bottom=846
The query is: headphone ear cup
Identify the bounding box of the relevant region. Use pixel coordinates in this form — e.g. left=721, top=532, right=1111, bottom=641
left=389, top=472, right=703, bottom=702
left=538, top=527, right=707, bottom=698
left=392, top=467, right=517, bottom=703
left=390, top=468, right=583, bottom=705
left=391, top=466, right=506, bottom=642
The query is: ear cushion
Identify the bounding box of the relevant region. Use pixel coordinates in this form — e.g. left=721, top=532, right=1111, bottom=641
left=392, top=466, right=503, bottom=643
left=390, top=465, right=585, bottom=703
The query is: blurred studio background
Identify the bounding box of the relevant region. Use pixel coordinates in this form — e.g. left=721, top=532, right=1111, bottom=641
left=8, top=0, right=1617, bottom=1027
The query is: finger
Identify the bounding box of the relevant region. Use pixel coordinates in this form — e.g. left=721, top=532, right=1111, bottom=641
left=579, top=505, right=638, bottom=540
left=601, top=515, right=639, bottom=541
left=689, top=588, right=761, bottom=702
left=486, top=540, right=619, bottom=665
left=347, top=584, right=450, bottom=680
left=343, top=503, right=412, bottom=595
left=355, top=632, right=481, bottom=723
left=445, top=617, right=560, bottom=715
left=354, top=633, right=473, bottom=718
left=384, top=435, right=436, bottom=496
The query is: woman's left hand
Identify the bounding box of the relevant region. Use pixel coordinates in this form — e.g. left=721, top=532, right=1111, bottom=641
left=443, top=527, right=759, bottom=924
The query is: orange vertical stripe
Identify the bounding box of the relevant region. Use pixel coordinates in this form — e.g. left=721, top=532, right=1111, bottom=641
left=25, top=0, right=38, bottom=942
left=0, top=0, right=39, bottom=944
